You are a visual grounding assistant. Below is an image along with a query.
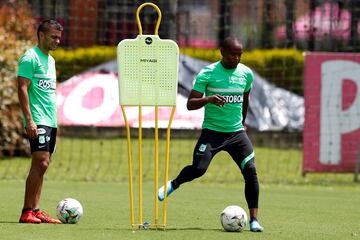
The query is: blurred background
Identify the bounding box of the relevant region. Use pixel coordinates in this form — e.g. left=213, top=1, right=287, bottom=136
left=0, top=0, right=359, bottom=184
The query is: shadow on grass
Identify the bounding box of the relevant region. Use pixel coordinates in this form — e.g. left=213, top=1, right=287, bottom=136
left=99, top=227, right=224, bottom=232
left=159, top=227, right=223, bottom=232
left=0, top=221, right=22, bottom=224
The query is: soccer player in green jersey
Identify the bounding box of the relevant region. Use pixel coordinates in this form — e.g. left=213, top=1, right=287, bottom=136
left=17, top=20, right=63, bottom=224
left=158, top=37, right=264, bottom=232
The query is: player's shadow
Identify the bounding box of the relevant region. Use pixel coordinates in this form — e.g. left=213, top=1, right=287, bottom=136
left=157, top=227, right=222, bottom=232
left=0, top=221, right=21, bottom=224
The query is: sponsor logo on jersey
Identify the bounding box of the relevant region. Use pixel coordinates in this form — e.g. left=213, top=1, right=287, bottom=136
left=223, top=94, right=243, bottom=103
left=38, top=79, right=56, bottom=89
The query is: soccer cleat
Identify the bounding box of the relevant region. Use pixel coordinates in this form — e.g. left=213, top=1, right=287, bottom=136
left=34, top=210, right=61, bottom=224
left=250, top=220, right=264, bottom=232
left=19, top=210, right=41, bottom=224
left=158, top=180, right=175, bottom=201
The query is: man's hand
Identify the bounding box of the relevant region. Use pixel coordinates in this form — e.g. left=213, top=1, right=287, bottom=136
left=26, top=119, right=38, bottom=139
left=207, top=94, right=226, bottom=107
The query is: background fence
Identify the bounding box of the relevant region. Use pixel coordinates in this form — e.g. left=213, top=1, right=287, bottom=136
left=0, top=0, right=359, bottom=183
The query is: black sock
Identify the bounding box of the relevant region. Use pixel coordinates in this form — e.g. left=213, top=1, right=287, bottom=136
left=32, top=208, right=40, bottom=212
left=171, top=179, right=179, bottom=189
left=22, top=208, right=32, bottom=213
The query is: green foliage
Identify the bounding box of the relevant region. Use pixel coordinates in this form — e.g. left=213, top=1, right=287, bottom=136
left=52, top=46, right=117, bottom=81
left=180, top=48, right=221, bottom=63
left=249, top=49, right=304, bottom=95
left=181, top=48, right=304, bottom=95
left=0, top=1, right=36, bottom=157
left=53, top=46, right=304, bottom=95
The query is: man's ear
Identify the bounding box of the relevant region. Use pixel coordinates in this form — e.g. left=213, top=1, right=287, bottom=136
left=38, top=31, right=45, bottom=40
left=220, top=48, right=225, bottom=56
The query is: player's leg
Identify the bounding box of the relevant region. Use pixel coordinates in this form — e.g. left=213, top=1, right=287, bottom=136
left=241, top=160, right=263, bottom=232
left=20, top=126, right=60, bottom=224
left=226, top=131, right=263, bottom=232
left=20, top=151, right=50, bottom=223
left=32, top=127, right=60, bottom=224
left=158, top=129, right=219, bottom=201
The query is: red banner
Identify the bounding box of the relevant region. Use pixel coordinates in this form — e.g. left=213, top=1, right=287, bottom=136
left=303, top=52, right=360, bottom=173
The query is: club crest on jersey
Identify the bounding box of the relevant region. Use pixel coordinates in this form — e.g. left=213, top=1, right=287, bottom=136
left=229, top=76, right=245, bottom=85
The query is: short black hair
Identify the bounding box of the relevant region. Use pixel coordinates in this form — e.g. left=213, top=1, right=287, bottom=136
left=37, top=19, right=63, bottom=39
left=220, top=37, right=242, bottom=50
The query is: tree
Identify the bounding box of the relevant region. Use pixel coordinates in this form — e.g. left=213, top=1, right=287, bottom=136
left=0, top=0, right=36, bottom=157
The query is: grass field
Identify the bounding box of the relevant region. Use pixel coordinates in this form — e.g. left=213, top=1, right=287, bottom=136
left=0, top=181, right=359, bottom=240
left=0, top=137, right=357, bottom=184
left=1, top=137, right=359, bottom=239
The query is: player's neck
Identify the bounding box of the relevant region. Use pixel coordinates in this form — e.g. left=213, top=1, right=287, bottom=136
left=37, top=44, right=49, bottom=55
left=220, top=61, right=236, bottom=70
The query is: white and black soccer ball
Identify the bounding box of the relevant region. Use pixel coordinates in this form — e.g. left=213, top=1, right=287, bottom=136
left=220, top=205, right=248, bottom=232
left=56, top=198, right=83, bottom=224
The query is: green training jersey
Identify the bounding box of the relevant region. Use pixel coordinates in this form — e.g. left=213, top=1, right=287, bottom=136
left=18, top=46, right=57, bottom=128
left=193, top=61, right=253, bottom=132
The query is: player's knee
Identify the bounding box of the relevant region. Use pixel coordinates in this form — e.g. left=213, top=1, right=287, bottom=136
left=38, top=160, right=50, bottom=174
left=243, top=162, right=257, bottom=182
left=193, top=166, right=207, bottom=178
left=32, top=156, right=50, bottom=174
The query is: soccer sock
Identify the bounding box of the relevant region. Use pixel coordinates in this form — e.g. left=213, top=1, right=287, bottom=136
left=171, top=179, right=179, bottom=189
left=22, top=208, right=32, bottom=213
left=243, top=162, right=259, bottom=209
left=250, top=217, right=258, bottom=223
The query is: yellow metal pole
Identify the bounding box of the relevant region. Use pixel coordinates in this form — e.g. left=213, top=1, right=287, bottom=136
left=121, top=106, right=134, bottom=226
left=163, top=106, right=176, bottom=226
left=136, top=3, right=162, bottom=36
left=138, top=106, right=143, bottom=225
left=134, top=2, right=164, bottom=229
left=154, top=106, right=159, bottom=225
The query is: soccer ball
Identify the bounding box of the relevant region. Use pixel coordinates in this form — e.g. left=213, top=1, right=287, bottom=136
left=220, top=205, right=248, bottom=232
left=56, top=198, right=83, bottom=224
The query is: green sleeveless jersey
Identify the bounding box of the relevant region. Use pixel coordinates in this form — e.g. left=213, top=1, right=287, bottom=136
left=193, top=61, right=253, bottom=132
left=18, top=46, right=57, bottom=128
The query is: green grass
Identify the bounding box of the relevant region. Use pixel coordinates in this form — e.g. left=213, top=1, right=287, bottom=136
left=1, top=137, right=359, bottom=239
left=0, top=181, right=359, bottom=240
left=0, top=137, right=357, bottom=184
left=0, top=138, right=360, bottom=240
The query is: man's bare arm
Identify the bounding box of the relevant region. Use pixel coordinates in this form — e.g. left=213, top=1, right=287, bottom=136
left=187, top=90, right=226, bottom=110
left=18, top=76, right=37, bottom=139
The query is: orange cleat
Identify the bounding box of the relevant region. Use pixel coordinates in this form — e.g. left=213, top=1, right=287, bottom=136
left=34, top=210, right=61, bottom=224
left=19, top=210, right=41, bottom=224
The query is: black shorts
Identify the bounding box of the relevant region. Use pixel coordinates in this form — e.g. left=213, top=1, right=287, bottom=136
left=193, top=129, right=254, bottom=171
left=28, top=125, right=57, bottom=154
